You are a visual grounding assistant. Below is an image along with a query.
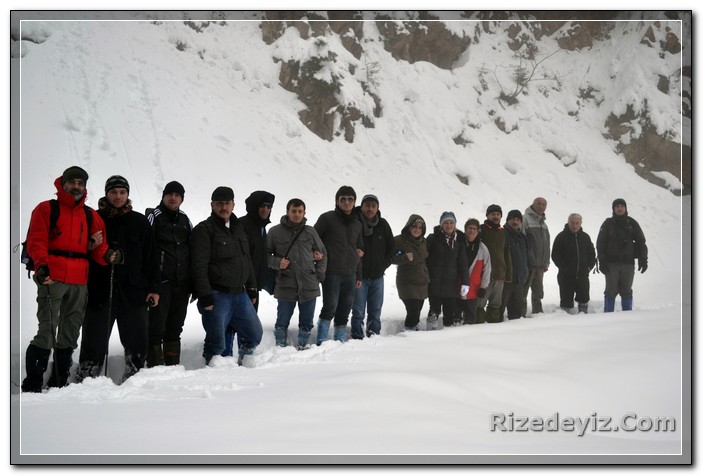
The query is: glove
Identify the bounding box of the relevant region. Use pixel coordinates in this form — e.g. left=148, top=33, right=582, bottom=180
left=246, top=288, right=258, bottom=301
left=638, top=262, right=648, bottom=273
left=460, top=285, right=469, bottom=298
left=105, top=248, right=124, bottom=264
left=477, top=288, right=487, bottom=299
left=198, top=294, right=214, bottom=309
left=33, top=265, right=50, bottom=285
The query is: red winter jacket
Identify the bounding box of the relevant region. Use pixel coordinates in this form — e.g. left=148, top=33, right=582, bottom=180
left=26, top=177, right=109, bottom=285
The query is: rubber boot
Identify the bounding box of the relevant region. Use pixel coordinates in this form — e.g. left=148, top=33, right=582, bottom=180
left=163, top=341, right=181, bottom=366
left=621, top=296, right=633, bottom=311
left=486, top=306, right=502, bottom=323
left=426, top=311, right=439, bottom=331
left=578, top=302, right=589, bottom=314
left=47, top=347, right=74, bottom=388
left=274, top=327, right=288, bottom=347
left=316, top=319, right=331, bottom=346
left=21, top=344, right=50, bottom=393
left=297, top=330, right=311, bottom=350
left=333, top=326, right=346, bottom=343
left=475, top=307, right=487, bottom=324
left=146, top=344, right=164, bottom=368
left=604, top=296, right=616, bottom=313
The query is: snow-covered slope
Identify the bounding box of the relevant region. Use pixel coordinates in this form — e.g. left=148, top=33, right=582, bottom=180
left=11, top=17, right=686, bottom=462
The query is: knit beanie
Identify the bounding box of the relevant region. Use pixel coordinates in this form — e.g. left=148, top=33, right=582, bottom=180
left=486, top=204, right=502, bottom=216
left=61, top=166, right=89, bottom=185
left=211, top=186, right=234, bottom=201
left=163, top=181, right=185, bottom=198
left=105, top=175, right=130, bottom=194
left=506, top=209, right=523, bottom=221
left=361, top=194, right=379, bottom=206
left=612, top=198, right=627, bottom=210
left=439, top=211, right=457, bottom=225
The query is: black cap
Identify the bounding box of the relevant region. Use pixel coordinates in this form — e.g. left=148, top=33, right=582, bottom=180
left=211, top=186, right=234, bottom=202
left=506, top=209, right=523, bottom=221
left=361, top=194, right=379, bottom=206
left=105, top=175, right=130, bottom=194
left=61, top=166, right=89, bottom=185
left=163, top=181, right=185, bottom=198
left=486, top=204, right=502, bottom=216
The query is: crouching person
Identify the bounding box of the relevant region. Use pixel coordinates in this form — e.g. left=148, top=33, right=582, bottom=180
left=190, top=186, right=263, bottom=366
left=267, top=198, right=327, bottom=349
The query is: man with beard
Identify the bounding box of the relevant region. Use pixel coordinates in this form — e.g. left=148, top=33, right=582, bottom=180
left=21, top=166, right=110, bottom=392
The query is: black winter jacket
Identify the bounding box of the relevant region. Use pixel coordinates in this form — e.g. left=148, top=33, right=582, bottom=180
left=552, top=224, right=597, bottom=277
left=596, top=214, right=648, bottom=266
left=314, top=207, right=364, bottom=279
left=426, top=226, right=469, bottom=298
left=504, top=224, right=530, bottom=285
left=355, top=207, right=394, bottom=280
left=239, top=191, right=275, bottom=291
left=147, top=203, right=192, bottom=285
left=88, top=199, right=161, bottom=307
left=190, top=212, right=256, bottom=306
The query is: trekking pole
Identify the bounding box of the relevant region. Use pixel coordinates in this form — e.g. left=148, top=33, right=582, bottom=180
left=104, top=263, right=115, bottom=377
left=47, top=287, right=59, bottom=387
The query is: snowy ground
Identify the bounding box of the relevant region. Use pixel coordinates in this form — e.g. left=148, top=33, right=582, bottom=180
left=8, top=11, right=690, bottom=467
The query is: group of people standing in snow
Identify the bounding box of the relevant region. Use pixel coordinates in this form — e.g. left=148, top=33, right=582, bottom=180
left=20, top=166, right=649, bottom=392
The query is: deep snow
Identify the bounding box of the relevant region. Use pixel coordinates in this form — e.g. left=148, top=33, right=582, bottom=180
left=9, top=11, right=689, bottom=467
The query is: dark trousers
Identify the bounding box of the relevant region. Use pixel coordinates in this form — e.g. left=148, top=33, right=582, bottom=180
left=501, top=283, right=525, bottom=320
left=79, top=294, right=149, bottom=376
left=319, top=273, right=357, bottom=327
left=401, top=298, right=425, bottom=329
left=148, top=281, right=190, bottom=345
left=429, top=296, right=459, bottom=326
left=460, top=298, right=479, bottom=324
left=558, top=272, right=591, bottom=307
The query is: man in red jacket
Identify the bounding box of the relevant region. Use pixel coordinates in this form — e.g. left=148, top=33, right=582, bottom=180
left=21, top=166, right=111, bottom=392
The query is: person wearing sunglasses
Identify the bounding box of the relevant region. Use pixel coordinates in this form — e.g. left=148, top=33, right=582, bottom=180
left=313, top=186, right=364, bottom=344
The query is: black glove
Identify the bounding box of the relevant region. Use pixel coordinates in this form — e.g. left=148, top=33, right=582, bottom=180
left=477, top=288, right=487, bottom=299
left=638, top=262, right=648, bottom=273
left=199, top=294, right=214, bottom=309
left=105, top=248, right=124, bottom=264
left=33, top=265, right=50, bottom=285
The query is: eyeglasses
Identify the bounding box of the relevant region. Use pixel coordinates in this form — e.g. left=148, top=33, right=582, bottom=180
left=338, top=197, right=355, bottom=203
left=465, top=226, right=478, bottom=231
left=259, top=203, right=273, bottom=209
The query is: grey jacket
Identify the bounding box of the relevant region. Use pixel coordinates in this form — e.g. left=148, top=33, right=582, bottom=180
left=522, top=206, right=550, bottom=269
left=267, top=216, right=327, bottom=302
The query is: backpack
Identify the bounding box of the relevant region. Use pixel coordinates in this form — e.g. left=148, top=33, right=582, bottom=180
left=19, top=199, right=94, bottom=278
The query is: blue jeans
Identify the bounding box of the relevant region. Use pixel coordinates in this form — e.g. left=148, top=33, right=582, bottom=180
left=351, top=277, right=384, bottom=338
left=276, top=298, right=316, bottom=332
left=319, top=273, right=357, bottom=327
left=197, top=291, right=263, bottom=361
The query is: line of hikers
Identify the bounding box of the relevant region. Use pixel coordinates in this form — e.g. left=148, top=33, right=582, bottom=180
left=19, top=166, right=648, bottom=392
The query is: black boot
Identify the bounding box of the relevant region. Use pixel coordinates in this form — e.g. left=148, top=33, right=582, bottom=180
left=21, top=344, right=50, bottom=393
left=47, top=347, right=74, bottom=388
left=146, top=344, right=164, bottom=368
left=163, top=341, right=181, bottom=366
left=75, top=360, right=103, bottom=383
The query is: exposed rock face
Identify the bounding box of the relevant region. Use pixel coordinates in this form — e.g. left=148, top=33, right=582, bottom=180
left=259, top=11, right=689, bottom=194
left=374, top=20, right=471, bottom=70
